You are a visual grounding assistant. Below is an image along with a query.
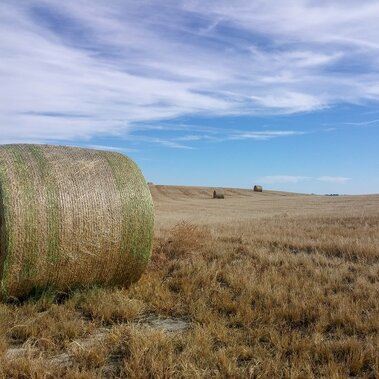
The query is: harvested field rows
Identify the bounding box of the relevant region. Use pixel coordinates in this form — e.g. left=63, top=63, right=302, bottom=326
left=1, top=185, right=378, bottom=378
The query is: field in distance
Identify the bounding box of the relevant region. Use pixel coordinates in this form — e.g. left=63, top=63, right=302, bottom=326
left=151, top=184, right=379, bottom=227
left=1, top=185, right=378, bottom=378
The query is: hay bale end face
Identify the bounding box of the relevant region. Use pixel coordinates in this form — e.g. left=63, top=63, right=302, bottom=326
left=0, top=144, right=154, bottom=299
left=213, top=190, right=224, bottom=199
left=254, top=185, right=263, bottom=192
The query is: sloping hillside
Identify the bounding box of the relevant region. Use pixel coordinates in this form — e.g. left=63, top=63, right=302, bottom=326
left=149, top=184, right=379, bottom=228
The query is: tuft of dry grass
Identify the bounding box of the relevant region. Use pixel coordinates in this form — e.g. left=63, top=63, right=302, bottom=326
left=0, top=188, right=378, bottom=378
left=70, top=288, right=145, bottom=325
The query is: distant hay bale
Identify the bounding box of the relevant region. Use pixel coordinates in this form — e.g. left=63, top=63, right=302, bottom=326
left=0, top=144, right=154, bottom=299
left=253, top=185, right=263, bottom=192
left=213, top=190, right=224, bottom=199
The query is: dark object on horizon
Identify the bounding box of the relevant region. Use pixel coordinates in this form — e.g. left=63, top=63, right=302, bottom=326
left=254, top=185, right=263, bottom=192
left=213, top=190, right=224, bottom=199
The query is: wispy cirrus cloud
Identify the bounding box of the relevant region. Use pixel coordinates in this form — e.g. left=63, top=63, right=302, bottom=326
left=1, top=1, right=379, bottom=144
left=344, top=119, right=379, bottom=127
left=229, top=130, right=304, bottom=140
left=317, top=176, right=351, bottom=183
left=250, top=92, right=325, bottom=113
left=81, top=145, right=139, bottom=153
left=126, top=127, right=305, bottom=148
left=126, top=135, right=196, bottom=150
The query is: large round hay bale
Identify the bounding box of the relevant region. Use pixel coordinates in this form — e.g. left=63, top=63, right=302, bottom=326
left=0, top=144, right=154, bottom=299
left=253, top=185, right=263, bottom=192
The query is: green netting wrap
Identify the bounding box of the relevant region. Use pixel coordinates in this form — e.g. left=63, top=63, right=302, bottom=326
left=0, top=144, right=154, bottom=299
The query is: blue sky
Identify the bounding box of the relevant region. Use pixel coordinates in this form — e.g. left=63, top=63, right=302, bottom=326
left=1, top=1, right=378, bottom=194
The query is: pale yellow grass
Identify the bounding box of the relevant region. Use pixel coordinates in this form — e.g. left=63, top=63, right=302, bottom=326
left=0, top=185, right=378, bottom=378
left=151, top=185, right=378, bottom=228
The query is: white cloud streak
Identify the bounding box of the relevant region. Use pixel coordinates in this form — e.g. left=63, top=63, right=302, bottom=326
left=344, top=119, right=379, bottom=127
left=0, top=1, right=379, bottom=143
left=126, top=128, right=305, bottom=148
left=229, top=131, right=304, bottom=140
left=317, top=176, right=351, bottom=183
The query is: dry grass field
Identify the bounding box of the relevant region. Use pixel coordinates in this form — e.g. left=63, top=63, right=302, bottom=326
left=1, top=185, right=378, bottom=378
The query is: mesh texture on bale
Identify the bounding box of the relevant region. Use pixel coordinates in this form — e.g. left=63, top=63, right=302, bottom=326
left=0, top=144, right=154, bottom=298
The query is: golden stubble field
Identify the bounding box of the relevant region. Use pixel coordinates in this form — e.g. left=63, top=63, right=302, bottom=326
left=1, top=185, right=378, bottom=378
